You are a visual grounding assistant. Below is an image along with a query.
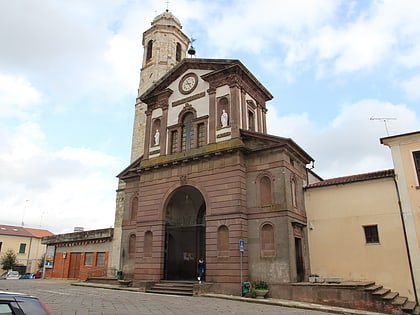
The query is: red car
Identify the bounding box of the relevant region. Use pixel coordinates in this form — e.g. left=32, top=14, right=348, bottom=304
left=33, top=271, right=43, bottom=279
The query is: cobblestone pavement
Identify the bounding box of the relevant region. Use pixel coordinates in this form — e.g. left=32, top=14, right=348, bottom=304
left=0, top=279, right=331, bottom=315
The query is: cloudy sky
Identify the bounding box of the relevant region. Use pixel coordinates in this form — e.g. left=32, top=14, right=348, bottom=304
left=1, top=0, right=419, bottom=234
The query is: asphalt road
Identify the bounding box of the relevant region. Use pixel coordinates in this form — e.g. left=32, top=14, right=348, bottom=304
left=0, top=279, right=331, bottom=315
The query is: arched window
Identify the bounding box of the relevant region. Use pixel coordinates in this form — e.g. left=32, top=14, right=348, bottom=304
left=146, top=40, right=153, bottom=60
left=128, top=234, right=136, bottom=258
left=260, top=223, right=275, bottom=257
left=144, top=231, right=153, bottom=258
left=176, top=43, right=182, bottom=62
left=260, top=176, right=272, bottom=206
left=217, top=225, right=229, bottom=256
left=130, top=196, right=138, bottom=221
left=182, top=112, right=194, bottom=151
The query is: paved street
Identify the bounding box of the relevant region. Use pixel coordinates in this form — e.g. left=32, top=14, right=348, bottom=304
left=0, top=279, right=331, bottom=315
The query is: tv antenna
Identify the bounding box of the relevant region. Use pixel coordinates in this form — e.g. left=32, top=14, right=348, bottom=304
left=370, top=117, right=396, bottom=136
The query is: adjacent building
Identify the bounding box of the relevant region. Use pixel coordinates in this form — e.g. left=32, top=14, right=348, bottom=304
left=0, top=224, right=53, bottom=275
left=41, top=228, right=113, bottom=280
left=305, top=169, right=415, bottom=300
left=381, top=131, right=420, bottom=301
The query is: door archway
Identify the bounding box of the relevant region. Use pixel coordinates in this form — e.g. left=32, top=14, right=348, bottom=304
left=164, top=185, right=205, bottom=280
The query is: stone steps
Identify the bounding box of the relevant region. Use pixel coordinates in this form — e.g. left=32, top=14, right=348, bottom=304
left=146, top=281, right=194, bottom=296
left=365, top=283, right=418, bottom=314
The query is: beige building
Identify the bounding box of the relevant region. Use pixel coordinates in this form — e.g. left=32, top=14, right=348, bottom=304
left=305, top=170, right=415, bottom=300
left=0, top=224, right=53, bottom=274
left=381, top=131, right=420, bottom=301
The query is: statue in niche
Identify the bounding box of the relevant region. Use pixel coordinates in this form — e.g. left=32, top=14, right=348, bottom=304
left=154, top=129, right=160, bottom=146
left=221, top=109, right=228, bottom=127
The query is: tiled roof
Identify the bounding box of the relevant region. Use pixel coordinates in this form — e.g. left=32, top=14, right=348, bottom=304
left=306, top=169, right=395, bottom=188
left=0, top=224, right=54, bottom=238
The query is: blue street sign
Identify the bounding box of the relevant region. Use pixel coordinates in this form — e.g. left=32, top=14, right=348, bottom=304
left=239, top=239, right=245, bottom=252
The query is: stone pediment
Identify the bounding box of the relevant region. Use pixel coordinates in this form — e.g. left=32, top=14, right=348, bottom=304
left=240, top=129, right=314, bottom=164
left=140, top=58, right=272, bottom=105
left=117, top=155, right=143, bottom=180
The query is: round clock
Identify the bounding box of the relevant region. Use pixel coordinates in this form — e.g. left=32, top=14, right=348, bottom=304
left=179, top=73, right=198, bottom=94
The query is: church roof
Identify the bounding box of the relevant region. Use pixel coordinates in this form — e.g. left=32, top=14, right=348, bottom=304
left=151, top=10, right=182, bottom=29
left=140, top=58, right=273, bottom=104
left=239, top=129, right=314, bottom=164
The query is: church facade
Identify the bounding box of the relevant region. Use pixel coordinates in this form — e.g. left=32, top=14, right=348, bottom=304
left=114, top=11, right=313, bottom=294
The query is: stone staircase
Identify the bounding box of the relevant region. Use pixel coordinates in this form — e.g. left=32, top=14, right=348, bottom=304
left=363, top=283, right=419, bottom=315
left=290, top=280, right=419, bottom=315
left=146, top=280, right=195, bottom=296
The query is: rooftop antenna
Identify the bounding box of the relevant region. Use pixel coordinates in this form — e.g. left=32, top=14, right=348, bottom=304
left=370, top=117, right=397, bottom=136
left=188, top=38, right=196, bottom=57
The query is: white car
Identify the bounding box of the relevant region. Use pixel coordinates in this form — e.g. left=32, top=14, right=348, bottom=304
left=5, top=271, right=20, bottom=279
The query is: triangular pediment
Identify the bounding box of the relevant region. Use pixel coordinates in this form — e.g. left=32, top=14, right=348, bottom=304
left=240, top=129, right=314, bottom=164
left=140, top=58, right=272, bottom=104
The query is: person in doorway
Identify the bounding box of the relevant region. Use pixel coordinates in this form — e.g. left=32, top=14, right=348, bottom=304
left=197, top=258, right=205, bottom=283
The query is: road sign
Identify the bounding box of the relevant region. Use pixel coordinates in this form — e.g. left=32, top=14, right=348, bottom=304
left=239, top=239, right=244, bottom=252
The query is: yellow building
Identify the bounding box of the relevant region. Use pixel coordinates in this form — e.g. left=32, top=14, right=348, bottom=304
left=381, top=131, right=420, bottom=302
left=0, top=224, right=54, bottom=275
left=305, top=170, right=415, bottom=300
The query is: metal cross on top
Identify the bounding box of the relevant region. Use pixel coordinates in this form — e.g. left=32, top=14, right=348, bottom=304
left=165, top=0, right=170, bottom=11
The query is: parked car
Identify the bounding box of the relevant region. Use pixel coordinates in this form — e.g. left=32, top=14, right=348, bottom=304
left=20, top=273, right=35, bottom=279
left=0, top=291, right=52, bottom=314
left=33, top=270, right=43, bottom=279
left=5, top=271, right=20, bottom=280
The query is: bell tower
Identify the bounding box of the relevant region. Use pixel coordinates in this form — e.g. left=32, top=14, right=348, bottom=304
left=130, top=10, right=190, bottom=162
left=111, top=11, right=190, bottom=276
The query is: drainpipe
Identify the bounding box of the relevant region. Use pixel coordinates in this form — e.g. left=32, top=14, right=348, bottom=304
left=393, top=175, right=418, bottom=303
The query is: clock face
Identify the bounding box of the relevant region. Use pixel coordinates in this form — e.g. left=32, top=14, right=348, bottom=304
left=179, top=73, right=198, bottom=94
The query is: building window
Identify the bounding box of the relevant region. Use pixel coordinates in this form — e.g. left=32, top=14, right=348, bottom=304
left=260, top=223, right=275, bottom=257
left=170, top=130, right=178, bottom=153
left=176, top=43, right=182, bottom=62
left=0, top=241, right=2, bottom=252
left=144, top=231, right=153, bottom=258
left=260, top=176, right=272, bottom=206
left=146, top=40, right=153, bottom=60
left=363, top=225, right=380, bottom=244
left=84, top=253, right=93, bottom=266
left=19, top=243, right=26, bottom=254
left=182, top=112, right=194, bottom=151
left=413, top=151, right=420, bottom=185
left=96, top=252, right=106, bottom=267
left=217, top=225, right=229, bottom=256
left=197, top=123, right=205, bottom=147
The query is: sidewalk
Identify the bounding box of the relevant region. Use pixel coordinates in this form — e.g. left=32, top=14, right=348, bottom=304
left=72, top=281, right=388, bottom=315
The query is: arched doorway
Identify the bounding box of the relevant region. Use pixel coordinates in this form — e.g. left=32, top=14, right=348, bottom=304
left=164, top=185, right=205, bottom=280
